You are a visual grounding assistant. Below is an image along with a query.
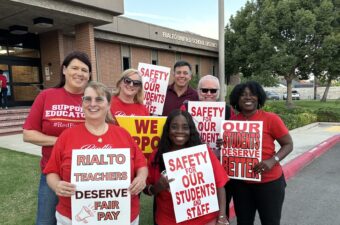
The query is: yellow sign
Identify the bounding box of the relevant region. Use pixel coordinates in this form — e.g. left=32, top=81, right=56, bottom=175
left=116, top=116, right=167, bottom=155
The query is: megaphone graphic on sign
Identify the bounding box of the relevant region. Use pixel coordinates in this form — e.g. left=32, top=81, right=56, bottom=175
left=75, top=205, right=94, bottom=224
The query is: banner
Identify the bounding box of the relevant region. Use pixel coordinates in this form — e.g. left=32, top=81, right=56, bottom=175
left=220, top=121, right=263, bottom=181
left=188, top=101, right=225, bottom=154
left=71, top=149, right=131, bottom=225
left=163, top=144, right=219, bottom=223
left=115, top=116, right=167, bottom=156
left=138, top=63, right=171, bottom=115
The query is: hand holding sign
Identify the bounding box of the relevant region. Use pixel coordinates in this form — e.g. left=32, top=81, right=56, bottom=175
left=151, top=171, right=174, bottom=195
left=252, top=157, right=276, bottom=174
left=129, top=175, right=146, bottom=195
left=55, top=180, right=76, bottom=197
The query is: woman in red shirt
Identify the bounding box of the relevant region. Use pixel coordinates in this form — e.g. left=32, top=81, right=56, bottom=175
left=23, top=51, right=92, bottom=225
left=44, top=81, right=147, bottom=225
left=110, top=69, right=149, bottom=116
left=229, top=81, right=293, bottom=225
left=145, top=109, right=230, bottom=225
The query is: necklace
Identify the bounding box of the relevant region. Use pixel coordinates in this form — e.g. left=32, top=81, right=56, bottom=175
left=85, top=123, right=108, bottom=143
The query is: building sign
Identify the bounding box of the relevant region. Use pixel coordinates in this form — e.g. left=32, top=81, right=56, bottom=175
left=162, top=32, right=217, bottom=47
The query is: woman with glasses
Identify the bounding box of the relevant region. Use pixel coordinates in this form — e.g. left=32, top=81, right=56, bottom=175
left=44, top=81, right=148, bottom=225
left=23, top=51, right=91, bottom=225
left=110, top=69, right=149, bottom=116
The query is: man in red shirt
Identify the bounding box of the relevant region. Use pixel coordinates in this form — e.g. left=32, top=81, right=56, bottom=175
left=0, top=69, right=8, bottom=109
left=162, top=61, right=198, bottom=116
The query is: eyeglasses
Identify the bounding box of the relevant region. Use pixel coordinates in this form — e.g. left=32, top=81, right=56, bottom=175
left=82, top=96, right=105, bottom=104
left=123, top=77, right=142, bottom=87
left=200, top=88, right=218, bottom=94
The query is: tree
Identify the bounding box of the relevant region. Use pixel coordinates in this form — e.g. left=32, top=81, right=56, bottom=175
left=225, top=0, right=338, bottom=107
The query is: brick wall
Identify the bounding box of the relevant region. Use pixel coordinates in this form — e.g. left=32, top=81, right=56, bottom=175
left=158, top=51, right=175, bottom=70
left=131, top=46, right=151, bottom=68
left=75, top=23, right=97, bottom=80
left=95, top=41, right=121, bottom=89
left=200, top=57, right=214, bottom=76
left=39, top=30, right=64, bottom=88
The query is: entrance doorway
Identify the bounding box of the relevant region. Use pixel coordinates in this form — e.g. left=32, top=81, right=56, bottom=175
left=0, top=62, right=42, bottom=106
left=0, top=30, right=42, bottom=106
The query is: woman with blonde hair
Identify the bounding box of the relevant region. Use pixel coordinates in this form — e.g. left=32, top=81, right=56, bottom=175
left=110, top=68, right=149, bottom=116
left=44, top=81, right=147, bottom=225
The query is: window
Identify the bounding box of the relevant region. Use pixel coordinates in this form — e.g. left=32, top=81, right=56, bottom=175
left=195, top=56, right=200, bottom=75
left=151, top=50, right=158, bottom=65
left=121, top=45, right=131, bottom=70
left=123, top=57, right=130, bottom=70
left=175, top=53, right=181, bottom=61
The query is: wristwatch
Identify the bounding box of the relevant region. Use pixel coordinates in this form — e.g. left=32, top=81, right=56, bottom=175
left=274, top=155, right=280, bottom=162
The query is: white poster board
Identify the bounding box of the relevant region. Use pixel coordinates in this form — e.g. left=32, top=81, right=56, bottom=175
left=71, top=149, right=131, bottom=225
left=138, top=63, right=170, bottom=115
left=163, top=144, right=219, bottom=223
left=220, top=121, right=263, bottom=181
left=188, top=101, right=225, bottom=153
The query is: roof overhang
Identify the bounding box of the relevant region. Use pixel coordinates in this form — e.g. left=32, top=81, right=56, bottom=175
left=0, top=0, right=123, bottom=35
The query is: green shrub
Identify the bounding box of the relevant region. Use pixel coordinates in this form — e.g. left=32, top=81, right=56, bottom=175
left=316, top=108, right=340, bottom=122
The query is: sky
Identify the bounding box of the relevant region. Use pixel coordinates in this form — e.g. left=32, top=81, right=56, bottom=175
left=123, top=0, right=249, bottom=39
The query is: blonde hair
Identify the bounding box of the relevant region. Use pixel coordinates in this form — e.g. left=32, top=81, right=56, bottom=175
left=84, top=81, right=116, bottom=124
left=113, top=69, right=144, bottom=104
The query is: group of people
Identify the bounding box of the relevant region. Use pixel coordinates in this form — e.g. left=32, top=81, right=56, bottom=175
left=23, top=51, right=293, bottom=225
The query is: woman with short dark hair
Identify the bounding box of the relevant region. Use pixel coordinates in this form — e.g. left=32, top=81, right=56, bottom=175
left=229, top=81, right=293, bottom=225
left=23, top=51, right=92, bottom=225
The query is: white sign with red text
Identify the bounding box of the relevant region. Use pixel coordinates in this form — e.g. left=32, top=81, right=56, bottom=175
left=188, top=101, right=225, bottom=154
left=71, top=149, right=130, bottom=225
left=220, top=121, right=263, bottom=181
left=163, top=144, right=219, bottom=223
left=138, top=63, right=171, bottom=115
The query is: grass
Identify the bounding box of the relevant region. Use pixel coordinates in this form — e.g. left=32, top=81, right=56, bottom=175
left=0, top=148, right=40, bottom=225
left=266, top=99, right=340, bottom=110
left=0, top=148, right=154, bottom=225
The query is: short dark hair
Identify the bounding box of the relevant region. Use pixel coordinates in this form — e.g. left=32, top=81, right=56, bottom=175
left=229, top=81, right=267, bottom=111
left=174, top=60, right=192, bottom=71
left=152, top=109, right=201, bottom=172
left=55, top=51, right=92, bottom=88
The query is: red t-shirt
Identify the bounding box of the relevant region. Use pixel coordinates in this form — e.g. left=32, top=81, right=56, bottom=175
left=147, top=147, right=228, bottom=225
left=23, top=88, right=85, bottom=170
left=110, top=96, right=149, bottom=116
left=43, top=123, right=147, bottom=222
left=0, top=74, right=7, bottom=88
left=230, top=110, right=289, bottom=183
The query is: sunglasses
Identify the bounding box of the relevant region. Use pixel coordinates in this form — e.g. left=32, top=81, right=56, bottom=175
left=82, top=96, right=105, bottom=104
left=123, top=77, right=142, bottom=87
left=200, top=88, right=218, bottom=94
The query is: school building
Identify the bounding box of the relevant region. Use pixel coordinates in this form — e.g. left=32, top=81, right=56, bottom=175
left=0, top=0, right=218, bottom=107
